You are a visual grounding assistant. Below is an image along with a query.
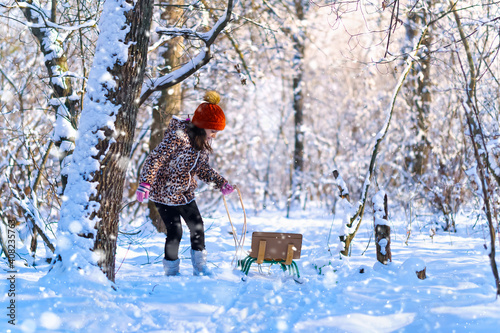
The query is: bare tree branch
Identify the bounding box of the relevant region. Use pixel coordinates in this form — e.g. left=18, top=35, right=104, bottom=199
left=334, top=24, right=430, bottom=256
left=139, top=0, right=234, bottom=106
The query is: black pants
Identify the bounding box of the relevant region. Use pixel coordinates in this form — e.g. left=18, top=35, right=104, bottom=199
left=155, top=201, right=205, bottom=261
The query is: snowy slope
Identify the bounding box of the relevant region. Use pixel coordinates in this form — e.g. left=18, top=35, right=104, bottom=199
left=2, top=206, right=500, bottom=332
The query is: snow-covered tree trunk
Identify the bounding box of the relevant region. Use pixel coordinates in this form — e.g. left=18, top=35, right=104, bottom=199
left=332, top=170, right=355, bottom=256
left=373, top=191, right=391, bottom=264
left=404, top=0, right=433, bottom=177
left=52, top=0, right=153, bottom=282
left=19, top=0, right=81, bottom=192
left=16, top=0, right=87, bottom=255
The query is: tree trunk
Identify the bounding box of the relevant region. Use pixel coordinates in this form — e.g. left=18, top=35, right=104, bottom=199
left=92, top=0, right=154, bottom=282
left=51, top=0, right=154, bottom=283
left=287, top=0, right=308, bottom=216
left=148, top=1, right=184, bottom=234
left=292, top=41, right=305, bottom=177
left=19, top=0, right=79, bottom=256
left=405, top=2, right=433, bottom=176
left=373, top=191, right=391, bottom=264
left=20, top=0, right=79, bottom=192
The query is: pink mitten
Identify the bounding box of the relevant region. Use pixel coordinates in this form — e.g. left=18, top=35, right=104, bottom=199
left=136, top=183, right=151, bottom=202
left=221, top=183, right=234, bottom=196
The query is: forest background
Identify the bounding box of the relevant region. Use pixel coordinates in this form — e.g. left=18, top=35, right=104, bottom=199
left=1, top=0, right=500, bottom=297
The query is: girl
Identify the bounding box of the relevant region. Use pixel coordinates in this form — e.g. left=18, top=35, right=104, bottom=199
left=136, top=91, right=234, bottom=276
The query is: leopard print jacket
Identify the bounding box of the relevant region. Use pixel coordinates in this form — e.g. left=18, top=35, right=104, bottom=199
left=139, top=117, right=227, bottom=206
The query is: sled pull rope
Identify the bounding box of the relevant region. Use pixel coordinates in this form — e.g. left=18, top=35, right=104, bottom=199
left=222, top=185, right=247, bottom=268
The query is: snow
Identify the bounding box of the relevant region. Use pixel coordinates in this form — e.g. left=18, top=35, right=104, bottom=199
left=19, top=0, right=67, bottom=90
left=52, top=106, right=77, bottom=145
left=373, top=191, right=389, bottom=227
left=2, top=206, right=500, bottom=332
left=143, top=49, right=208, bottom=94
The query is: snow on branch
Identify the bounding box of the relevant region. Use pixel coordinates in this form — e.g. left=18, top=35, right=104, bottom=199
left=332, top=170, right=349, bottom=200
left=18, top=0, right=66, bottom=87
left=16, top=1, right=96, bottom=31
left=27, top=19, right=97, bottom=31
left=139, top=0, right=234, bottom=106
left=356, top=27, right=428, bottom=216
left=3, top=162, right=56, bottom=255
left=373, top=191, right=388, bottom=227
left=156, top=27, right=206, bottom=40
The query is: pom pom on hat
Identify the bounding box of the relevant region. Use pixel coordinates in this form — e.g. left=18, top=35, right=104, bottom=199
left=192, top=91, right=226, bottom=131
left=203, top=91, right=221, bottom=105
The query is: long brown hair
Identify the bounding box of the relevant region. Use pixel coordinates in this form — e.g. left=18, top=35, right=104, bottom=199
left=186, top=121, right=213, bottom=153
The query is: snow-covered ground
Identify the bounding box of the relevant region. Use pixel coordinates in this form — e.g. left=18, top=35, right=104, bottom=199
left=2, top=205, right=500, bottom=332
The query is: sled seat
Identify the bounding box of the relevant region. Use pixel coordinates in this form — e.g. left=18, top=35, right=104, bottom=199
left=239, top=232, right=302, bottom=279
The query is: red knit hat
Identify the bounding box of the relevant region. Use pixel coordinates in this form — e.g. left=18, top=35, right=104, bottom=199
left=191, top=91, right=226, bottom=131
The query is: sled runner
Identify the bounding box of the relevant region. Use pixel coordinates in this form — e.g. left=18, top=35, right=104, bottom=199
left=239, top=232, right=302, bottom=281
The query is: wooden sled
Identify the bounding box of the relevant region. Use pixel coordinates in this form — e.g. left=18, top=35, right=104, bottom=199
left=239, top=232, right=303, bottom=282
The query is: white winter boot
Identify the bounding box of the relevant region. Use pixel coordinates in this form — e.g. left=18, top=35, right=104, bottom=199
left=163, top=258, right=180, bottom=276
left=190, top=249, right=212, bottom=276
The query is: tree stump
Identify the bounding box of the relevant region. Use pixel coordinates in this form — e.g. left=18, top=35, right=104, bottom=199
left=373, top=191, right=391, bottom=264
left=416, top=267, right=427, bottom=280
